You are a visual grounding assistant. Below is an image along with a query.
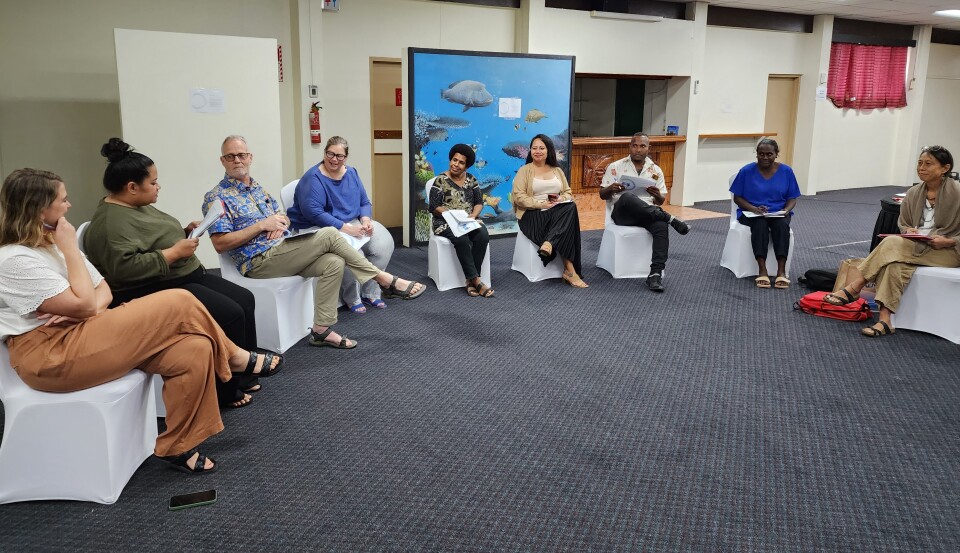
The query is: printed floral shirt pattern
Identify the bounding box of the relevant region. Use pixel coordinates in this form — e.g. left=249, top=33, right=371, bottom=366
left=203, top=174, right=285, bottom=275
left=428, top=173, right=483, bottom=235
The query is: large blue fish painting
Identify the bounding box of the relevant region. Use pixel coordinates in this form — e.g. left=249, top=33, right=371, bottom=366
left=441, top=80, right=493, bottom=112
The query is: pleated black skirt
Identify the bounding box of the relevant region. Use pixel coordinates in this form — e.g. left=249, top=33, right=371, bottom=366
left=517, top=202, right=582, bottom=275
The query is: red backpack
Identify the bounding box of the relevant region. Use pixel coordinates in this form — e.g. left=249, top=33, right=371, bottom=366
left=793, top=291, right=872, bottom=322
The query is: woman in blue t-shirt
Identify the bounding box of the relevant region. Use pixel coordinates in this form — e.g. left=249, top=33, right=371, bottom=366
left=729, top=138, right=801, bottom=289
left=287, top=136, right=395, bottom=313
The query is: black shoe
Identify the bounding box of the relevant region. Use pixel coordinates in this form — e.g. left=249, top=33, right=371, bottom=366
left=669, top=217, right=690, bottom=235
left=646, top=273, right=665, bottom=292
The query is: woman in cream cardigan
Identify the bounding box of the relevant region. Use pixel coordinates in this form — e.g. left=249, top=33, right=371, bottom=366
left=825, top=145, right=960, bottom=337
left=511, top=134, right=587, bottom=288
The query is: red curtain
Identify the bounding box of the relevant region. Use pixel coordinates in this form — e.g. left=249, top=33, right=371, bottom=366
left=826, top=43, right=908, bottom=110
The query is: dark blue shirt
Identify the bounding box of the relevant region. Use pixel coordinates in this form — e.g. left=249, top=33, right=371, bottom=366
left=287, top=165, right=372, bottom=230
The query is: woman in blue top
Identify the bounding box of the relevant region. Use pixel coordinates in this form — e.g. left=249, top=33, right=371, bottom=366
left=287, top=136, right=394, bottom=313
left=730, top=138, right=801, bottom=289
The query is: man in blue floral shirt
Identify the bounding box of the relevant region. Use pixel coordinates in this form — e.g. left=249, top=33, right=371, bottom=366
left=203, top=135, right=425, bottom=349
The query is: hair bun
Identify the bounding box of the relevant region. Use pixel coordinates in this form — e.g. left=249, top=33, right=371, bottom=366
left=100, top=138, right=132, bottom=163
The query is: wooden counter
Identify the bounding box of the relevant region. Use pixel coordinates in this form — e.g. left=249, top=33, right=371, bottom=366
left=569, top=135, right=686, bottom=197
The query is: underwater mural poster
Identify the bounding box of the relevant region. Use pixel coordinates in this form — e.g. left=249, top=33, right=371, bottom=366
left=408, top=48, right=575, bottom=243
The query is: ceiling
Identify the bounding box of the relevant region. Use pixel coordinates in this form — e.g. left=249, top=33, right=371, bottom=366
left=660, top=0, right=960, bottom=31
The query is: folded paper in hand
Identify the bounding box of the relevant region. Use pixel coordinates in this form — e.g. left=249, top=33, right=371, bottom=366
left=619, top=175, right=658, bottom=192
left=191, top=200, right=225, bottom=238
left=742, top=210, right=787, bottom=218
left=442, top=210, right=481, bottom=237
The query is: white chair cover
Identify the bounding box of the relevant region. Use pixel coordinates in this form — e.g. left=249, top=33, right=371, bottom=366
left=891, top=266, right=960, bottom=343
left=0, top=344, right=157, bottom=504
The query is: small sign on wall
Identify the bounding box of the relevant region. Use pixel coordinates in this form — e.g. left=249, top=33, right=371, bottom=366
left=323, top=0, right=339, bottom=11
left=190, top=88, right=225, bottom=113
left=396, top=88, right=402, bottom=107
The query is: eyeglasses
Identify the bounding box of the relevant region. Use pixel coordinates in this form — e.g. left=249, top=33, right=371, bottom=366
left=324, top=151, right=346, bottom=161
left=221, top=153, right=251, bottom=162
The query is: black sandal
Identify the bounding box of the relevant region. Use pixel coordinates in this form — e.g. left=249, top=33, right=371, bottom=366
left=824, top=288, right=857, bottom=306
left=862, top=321, right=895, bottom=337
left=309, top=328, right=357, bottom=349
left=159, top=448, right=217, bottom=474
left=476, top=283, right=495, bottom=298
left=235, top=351, right=283, bottom=378
left=379, top=276, right=426, bottom=300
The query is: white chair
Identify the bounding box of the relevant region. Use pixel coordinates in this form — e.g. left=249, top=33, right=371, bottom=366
left=720, top=187, right=795, bottom=279
left=891, top=267, right=960, bottom=343
left=218, top=253, right=314, bottom=353
left=0, top=343, right=157, bottom=504
left=280, top=179, right=299, bottom=211
left=596, top=202, right=655, bottom=279
left=76, top=221, right=90, bottom=254
left=424, top=178, right=492, bottom=291
left=511, top=232, right=564, bottom=282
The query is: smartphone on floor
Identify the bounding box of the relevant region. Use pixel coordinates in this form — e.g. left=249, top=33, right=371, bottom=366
left=169, top=489, right=217, bottom=511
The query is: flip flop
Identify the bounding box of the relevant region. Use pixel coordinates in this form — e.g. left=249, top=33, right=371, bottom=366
left=348, top=302, right=367, bottom=314
left=755, top=276, right=771, bottom=289
left=361, top=297, right=387, bottom=309
left=774, top=276, right=791, bottom=289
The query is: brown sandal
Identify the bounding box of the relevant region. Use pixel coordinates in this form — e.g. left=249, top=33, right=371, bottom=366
left=476, top=283, right=495, bottom=297
left=466, top=283, right=480, bottom=297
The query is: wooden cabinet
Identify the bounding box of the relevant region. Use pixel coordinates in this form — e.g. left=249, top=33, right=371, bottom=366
left=569, top=136, right=686, bottom=200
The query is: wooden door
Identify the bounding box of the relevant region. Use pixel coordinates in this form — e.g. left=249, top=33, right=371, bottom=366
left=370, top=58, right=402, bottom=227
left=764, top=75, right=799, bottom=165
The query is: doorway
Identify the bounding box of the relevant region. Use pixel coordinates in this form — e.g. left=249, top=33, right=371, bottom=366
left=764, top=75, right=799, bottom=165
left=370, top=58, right=403, bottom=228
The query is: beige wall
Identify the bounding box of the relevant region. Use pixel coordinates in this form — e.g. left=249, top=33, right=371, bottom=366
left=0, top=0, right=295, bottom=224
left=3, top=0, right=959, bottom=216
left=919, top=43, right=960, bottom=162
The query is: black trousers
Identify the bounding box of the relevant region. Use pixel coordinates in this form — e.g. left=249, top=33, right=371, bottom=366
left=110, top=267, right=258, bottom=405
left=517, top=202, right=582, bottom=276
left=437, top=224, right=490, bottom=281
left=736, top=214, right=792, bottom=259
left=611, top=194, right=671, bottom=274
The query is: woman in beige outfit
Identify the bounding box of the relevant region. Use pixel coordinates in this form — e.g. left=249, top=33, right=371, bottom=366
left=0, top=168, right=281, bottom=473
left=825, top=146, right=960, bottom=337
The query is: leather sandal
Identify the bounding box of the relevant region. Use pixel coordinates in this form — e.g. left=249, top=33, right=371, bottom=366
left=755, top=276, right=771, bottom=289
left=861, top=321, right=895, bottom=337
left=476, top=283, right=495, bottom=297
left=235, top=351, right=283, bottom=378
left=824, top=288, right=857, bottom=306
left=379, top=276, right=425, bottom=300
left=309, top=328, right=357, bottom=349
left=159, top=448, right=217, bottom=475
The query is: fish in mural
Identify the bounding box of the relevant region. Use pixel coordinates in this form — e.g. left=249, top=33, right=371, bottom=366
left=525, top=109, right=547, bottom=123
left=428, top=127, right=449, bottom=142
left=441, top=80, right=494, bottom=112
left=502, top=141, right=529, bottom=160
left=475, top=159, right=487, bottom=169
left=431, top=116, right=471, bottom=129
left=514, top=123, right=521, bottom=131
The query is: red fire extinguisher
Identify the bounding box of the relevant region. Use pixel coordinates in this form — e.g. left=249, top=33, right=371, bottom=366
left=309, top=102, right=322, bottom=144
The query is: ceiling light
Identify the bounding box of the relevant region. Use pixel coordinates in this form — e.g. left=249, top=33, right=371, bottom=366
left=933, top=10, right=960, bottom=19
left=590, top=11, right=663, bottom=23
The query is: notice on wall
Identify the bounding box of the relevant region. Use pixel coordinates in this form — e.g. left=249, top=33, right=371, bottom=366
left=190, top=88, right=225, bottom=113
left=815, top=85, right=827, bottom=102
left=499, top=97, right=521, bottom=119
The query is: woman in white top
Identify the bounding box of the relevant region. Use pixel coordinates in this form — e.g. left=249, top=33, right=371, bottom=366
left=824, top=146, right=960, bottom=337
left=511, top=134, right=587, bottom=288
left=0, top=168, right=281, bottom=474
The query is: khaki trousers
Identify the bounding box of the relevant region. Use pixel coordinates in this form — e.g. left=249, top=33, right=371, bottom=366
left=246, top=227, right=381, bottom=327
left=7, top=289, right=233, bottom=457
left=857, top=236, right=960, bottom=312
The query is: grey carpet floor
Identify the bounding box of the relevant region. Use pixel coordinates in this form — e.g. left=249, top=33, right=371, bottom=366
left=1, top=186, right=958, bottom=552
